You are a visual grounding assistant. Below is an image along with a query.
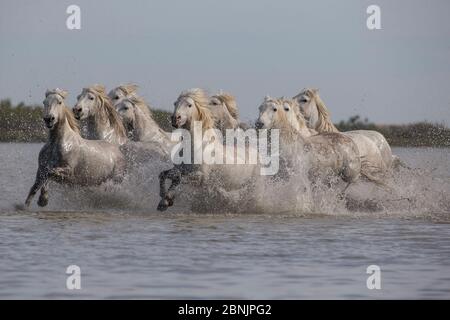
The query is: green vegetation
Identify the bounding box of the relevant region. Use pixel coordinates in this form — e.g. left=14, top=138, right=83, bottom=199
left=336, top=115, right=450, bottom=147
left=0, top=99, right=47, bottom=142
left=1, top=99, right=449, bottom=147
left=151, top=108, right=173, bottom=132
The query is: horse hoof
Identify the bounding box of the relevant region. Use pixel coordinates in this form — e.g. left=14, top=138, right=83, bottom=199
left=157, top=200, right=169, bottom=211
left=37, top=196, right=48, bottom=207
left=166, top=198, right=174, bottom=207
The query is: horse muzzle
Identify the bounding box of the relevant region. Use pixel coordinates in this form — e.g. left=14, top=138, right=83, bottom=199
left=73, top=106, right=83, bottom=120
left=43, top=116, right=55, bottom=129
left=171, top=114, right=182, bottom=128
left=255, top=120, right=264, bottom=129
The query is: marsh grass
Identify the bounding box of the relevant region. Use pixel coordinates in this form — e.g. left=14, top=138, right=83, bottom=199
left=1, top=99, right=448, bottom=146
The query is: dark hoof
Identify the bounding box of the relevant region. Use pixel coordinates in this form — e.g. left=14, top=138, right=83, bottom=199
left=157, top=199, right=169, bottom=211
left=37, top=195, right=48, bottom=207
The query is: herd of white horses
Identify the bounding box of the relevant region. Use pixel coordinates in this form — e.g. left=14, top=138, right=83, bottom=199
left=24, top=84, right=403, bottom=211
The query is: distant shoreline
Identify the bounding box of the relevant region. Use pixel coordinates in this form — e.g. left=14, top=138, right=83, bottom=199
left=1, top=99, right=449, bottom=147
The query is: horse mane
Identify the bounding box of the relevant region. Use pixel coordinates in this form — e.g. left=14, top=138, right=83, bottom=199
left=212, top=93, right=239, bottom=120
left=45, top=88, right=80, bottom=134
left=61, top=106, right=80, bottom=133
left=283, top=98, right=308, bottom=131
left=86, top=85, right=128, bottom=138
left=303, top=88, right=339, bottom=133
left=179, top=88, right=215, bottom=130
left=113, top=84, right=154, bottom=118
left=45, top=88, right=68, bottom=99
left=116, top=83, right=139, bottom=97
left=127, top=95, right=153, bottom=118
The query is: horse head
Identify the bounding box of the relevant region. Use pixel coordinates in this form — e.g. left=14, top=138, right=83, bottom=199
left=73, top=85, right=107, bottom=120
left=108, top=83, right=139, bottom=108
left=172, top=88, right=213, bottom=131
left=43, top=88, right=69, bottom=130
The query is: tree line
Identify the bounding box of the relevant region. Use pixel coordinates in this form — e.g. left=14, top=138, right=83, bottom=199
left=0, top=99, right=449, bottom=147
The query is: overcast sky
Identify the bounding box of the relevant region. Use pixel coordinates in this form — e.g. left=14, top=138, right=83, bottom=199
left=1, top=0, right=449, bottom=124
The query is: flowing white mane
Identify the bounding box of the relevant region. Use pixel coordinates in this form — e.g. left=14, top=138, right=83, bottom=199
left=84, top=84, right=128, bottom=138
left=178, top=88, right=215, bottom=130
left=211, top=93, right=239, bottom=120
left=298, top=88, right=339, bottom=133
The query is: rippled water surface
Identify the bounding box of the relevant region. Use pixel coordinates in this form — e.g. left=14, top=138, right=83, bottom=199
left=0, top=143, right=449, bottom=299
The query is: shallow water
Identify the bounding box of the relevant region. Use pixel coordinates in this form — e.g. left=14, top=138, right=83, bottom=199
left=0, top=143, right=449, bottom=299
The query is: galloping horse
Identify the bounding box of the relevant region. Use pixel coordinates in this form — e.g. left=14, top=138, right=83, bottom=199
left=256, top=96, right=361, bottom=190
left=24, top=89, right=126, bottom=208
left=73, top=85, right=128, bottom=145
left=209, top=92, right=251, bottom=131
left=157, top=88, right=261, bottom=211
left=209, top=92, right=240, bottom=133
left=108, top=83, right=140, bottom=105
left=114, top=96, right=175, bottom=155
left=293, top=88, right=396, bottom=182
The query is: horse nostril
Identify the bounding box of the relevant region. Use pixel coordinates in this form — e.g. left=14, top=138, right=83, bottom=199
left=176, top=115, right=181, bottom=120
left=43, top=116, right=52, bottom=124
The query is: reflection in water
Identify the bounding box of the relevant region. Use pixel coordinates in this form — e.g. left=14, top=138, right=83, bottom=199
left=0, top=144, right=449, bottom=298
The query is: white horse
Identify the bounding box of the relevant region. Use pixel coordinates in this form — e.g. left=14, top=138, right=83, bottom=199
left=115, top=96, right=175, bottom=153
left=256, top=96, right=361, bottom=190
left=73, top=84, right=128, bottom=145
left=108, top=83, right=140, bottom=105
left=24, top=89, right=126, bottom=208
left=157, top=88, right=261, bottom=211
left=293, top=88, right=397, bottom=182
left=209, top=92, right=251, bottom=131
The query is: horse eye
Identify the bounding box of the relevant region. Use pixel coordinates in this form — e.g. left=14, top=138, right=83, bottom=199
left=188, top=104, right=192, bottom=108
left=89, top=96, right=94, bottom=100
left=58, top=101, right=62, bottom=104
left=115, top=96, right=119, bottom=100
left=284, top=107, right=289, bottom=111
left=273, top=107, right=277, bottom=112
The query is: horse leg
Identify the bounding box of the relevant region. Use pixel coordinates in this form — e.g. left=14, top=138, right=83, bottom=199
left=25, top=168, right=48, bottom=207
left=158, top=169, right=172, bottom=211
left=37, top=180, right=50, bottom=207
left=157, top=167, right=182, bottom=211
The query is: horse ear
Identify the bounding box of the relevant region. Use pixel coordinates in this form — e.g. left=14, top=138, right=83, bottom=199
left=45, top=89, right=52, bottom=97
left=264, top=95, right=272, bottom=101
left=313, top=88, right=319, bottom=94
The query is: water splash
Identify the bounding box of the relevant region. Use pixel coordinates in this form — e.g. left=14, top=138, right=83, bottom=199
left=28, top=147, right=450, bottom=219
